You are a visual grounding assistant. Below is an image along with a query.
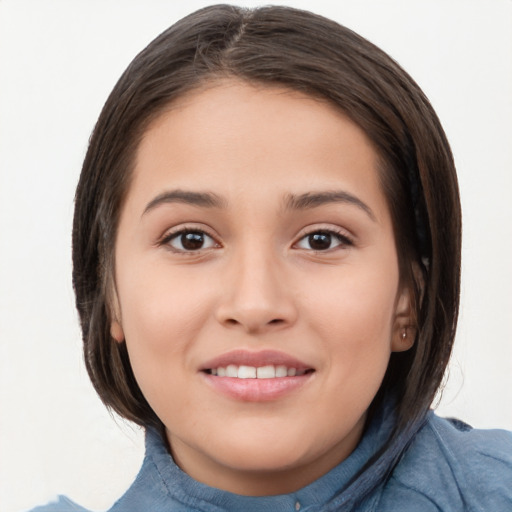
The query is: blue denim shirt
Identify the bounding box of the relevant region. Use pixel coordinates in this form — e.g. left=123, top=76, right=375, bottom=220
left=29, top=407, right=512, bottom=512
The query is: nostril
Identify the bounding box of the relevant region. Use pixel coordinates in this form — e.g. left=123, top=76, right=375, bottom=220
left=219, top=312, right=292, bottom=333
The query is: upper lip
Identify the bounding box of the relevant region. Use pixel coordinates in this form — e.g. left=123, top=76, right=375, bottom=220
left=200, top=349, right=314, bottom=372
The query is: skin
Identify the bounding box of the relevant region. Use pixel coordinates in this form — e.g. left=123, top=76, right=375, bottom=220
left=111, top=81, right=413, bottom=495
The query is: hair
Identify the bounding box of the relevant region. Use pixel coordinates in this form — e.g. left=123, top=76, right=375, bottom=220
left=72, top=1, right=461, bottom=486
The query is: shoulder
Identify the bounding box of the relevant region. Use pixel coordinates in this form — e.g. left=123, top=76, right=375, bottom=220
left=27, top=495, right=92, bottom=512
left=378, top=412, right=512, bottom=511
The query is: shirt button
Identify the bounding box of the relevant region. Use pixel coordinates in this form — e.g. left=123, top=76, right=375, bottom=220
left=295, top=501, right=301, bottom=511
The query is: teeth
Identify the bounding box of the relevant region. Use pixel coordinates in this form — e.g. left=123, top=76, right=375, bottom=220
left=238, top=365, right=257, bottom=379
left=226, top=364, right=238, bottom=378
left=209, top=364, right=308, bottom=379
left=257, top=365, right=275, bottom=379
left=275, top=365, right=287, bottom=377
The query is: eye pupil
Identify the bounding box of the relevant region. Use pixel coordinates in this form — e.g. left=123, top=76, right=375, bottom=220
left=181, top=232, right=204, bottom=250
left=308, top=232, right=331, bottom=250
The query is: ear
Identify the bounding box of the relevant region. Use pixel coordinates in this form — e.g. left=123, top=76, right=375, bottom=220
left=391, top=285, right=416, bottom=352
left=109, top=288, right=125, bottom=343
left=110, top=319, right=125, bottom=343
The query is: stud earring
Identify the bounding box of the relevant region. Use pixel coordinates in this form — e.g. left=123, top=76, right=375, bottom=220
left=401, top=329, right=407, bottom=340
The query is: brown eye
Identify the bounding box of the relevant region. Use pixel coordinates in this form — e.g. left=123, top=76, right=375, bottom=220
left=296, top=230, right=352, bottom=251
left=167, top=230, right=217, bottom=252
left=308, top=233, right=332, bottom=250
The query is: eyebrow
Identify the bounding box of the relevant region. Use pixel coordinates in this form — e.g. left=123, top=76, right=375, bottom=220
left=142, top=188, right=375, bottom=221
left=284, top=191, right=376, bottom=221
left=142, top=189, right=226, bottom=215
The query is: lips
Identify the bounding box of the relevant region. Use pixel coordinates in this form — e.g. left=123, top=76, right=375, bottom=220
left=200, top=349, right=315, bottom=401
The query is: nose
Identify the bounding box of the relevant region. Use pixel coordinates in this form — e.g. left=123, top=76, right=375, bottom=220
left=215, top=247, right=298, bottom=335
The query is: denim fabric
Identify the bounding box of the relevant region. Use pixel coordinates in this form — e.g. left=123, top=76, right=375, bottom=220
left=29, top=407, right=512, bottom=512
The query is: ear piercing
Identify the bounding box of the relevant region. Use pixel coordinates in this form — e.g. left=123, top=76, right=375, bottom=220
left=401, top=329, right=407, bottom=340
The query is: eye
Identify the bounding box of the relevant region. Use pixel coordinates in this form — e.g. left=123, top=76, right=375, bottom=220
left=164, top=230, right=218, bottom=252
left=295, top=230, right=352, bottom=251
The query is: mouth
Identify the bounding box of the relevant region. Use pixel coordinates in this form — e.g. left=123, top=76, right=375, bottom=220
left=204, top=364, right=312, bottom=379
left=200, top=350, right=315, bottom=401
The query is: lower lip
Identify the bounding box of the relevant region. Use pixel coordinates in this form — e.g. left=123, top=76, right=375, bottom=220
left=202, top=373, right=313, bottom=402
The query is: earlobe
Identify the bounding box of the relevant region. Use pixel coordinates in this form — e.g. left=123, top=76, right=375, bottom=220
left=110, top=320, right=125, bottom=343
left=108, top=285, right=125, bottom=342
left=392, top=325, right=415, bottom=352
left=391, top=286, right=416, bottom=352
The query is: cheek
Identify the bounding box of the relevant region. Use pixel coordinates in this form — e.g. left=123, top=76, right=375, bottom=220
left=302, top=269, right=398, bottom=435
left=115, top=262, right=214, bottom=376
left=115, top=263, right=220, bottom=421
left=312, top=261, right=398, bottom=327
left=305, top=256, right=399, bottom=375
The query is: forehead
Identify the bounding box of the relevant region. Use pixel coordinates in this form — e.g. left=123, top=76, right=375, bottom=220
left=128, top=80, right=388, bottom=221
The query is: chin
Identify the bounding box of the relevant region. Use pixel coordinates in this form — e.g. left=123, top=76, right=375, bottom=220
left=204, top=428, right=316, bottom=472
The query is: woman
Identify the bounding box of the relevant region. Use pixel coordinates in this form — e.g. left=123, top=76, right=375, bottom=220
left=30, top=4, right=512, bottom=511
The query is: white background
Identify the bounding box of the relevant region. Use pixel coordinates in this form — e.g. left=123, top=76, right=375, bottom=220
left=0, top=1, right=511, bottom=511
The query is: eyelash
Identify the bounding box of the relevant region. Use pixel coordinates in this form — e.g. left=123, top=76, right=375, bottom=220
left=159, top=226, right=219, bottom=253
left=294, top=228, right=354, bottom=252
left=158, top=226, right=354, bottom=254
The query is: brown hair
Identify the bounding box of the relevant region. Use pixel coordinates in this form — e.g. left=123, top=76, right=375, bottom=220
left=73, top=2, right=460, bottom=465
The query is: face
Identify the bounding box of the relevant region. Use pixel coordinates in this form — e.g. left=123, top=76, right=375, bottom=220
left=111, top=81, right=412, bottom=495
